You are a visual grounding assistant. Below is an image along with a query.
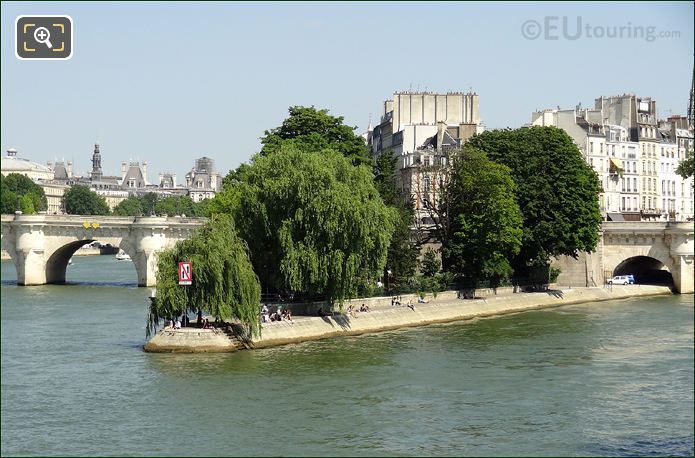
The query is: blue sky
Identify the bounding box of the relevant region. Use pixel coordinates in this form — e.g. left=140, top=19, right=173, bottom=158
left=1, top=1, right=693, bottom=181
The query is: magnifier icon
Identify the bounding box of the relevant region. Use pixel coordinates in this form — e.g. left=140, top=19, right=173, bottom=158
left=33, top=27, right=53, bottom=49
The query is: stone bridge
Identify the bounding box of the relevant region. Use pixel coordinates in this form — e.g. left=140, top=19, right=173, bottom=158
left=553, top=221, right=694, bottom=294
left=1, top=214, right=206, bottom=286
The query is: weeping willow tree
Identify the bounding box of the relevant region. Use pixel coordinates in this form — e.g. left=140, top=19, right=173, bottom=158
left=146, top=214, right=261, bottom=337
left=222, top=146, right=396, bottom=306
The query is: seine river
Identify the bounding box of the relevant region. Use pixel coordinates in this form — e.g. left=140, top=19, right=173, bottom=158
left=1, top=256, right=693, bottom=456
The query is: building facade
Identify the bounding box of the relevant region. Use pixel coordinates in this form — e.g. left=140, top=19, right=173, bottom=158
left=368, top=91, right=484, bottom=224
left=532, top=94, right=693, bottom=221
left=185, top=157, right=221, bottom=202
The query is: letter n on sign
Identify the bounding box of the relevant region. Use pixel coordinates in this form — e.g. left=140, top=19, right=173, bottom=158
left=178, top=262, right=192, bottom=285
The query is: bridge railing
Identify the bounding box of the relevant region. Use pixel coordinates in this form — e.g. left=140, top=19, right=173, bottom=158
left=0, top=213, right=207, bottom=225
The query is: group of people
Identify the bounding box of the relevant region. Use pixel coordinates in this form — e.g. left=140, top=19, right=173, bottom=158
left=346, top=303, right=371, bottom=318
left=165, top=314, right=214, bottom=330
left=391, top=295, right=416, bottom=311
left=261, top=304, right=293, bottom=323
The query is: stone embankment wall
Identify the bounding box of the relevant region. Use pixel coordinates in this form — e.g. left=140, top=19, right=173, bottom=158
left=144, top=285, right=673, bottom=353
left=261, top=286, right=522, bottom=316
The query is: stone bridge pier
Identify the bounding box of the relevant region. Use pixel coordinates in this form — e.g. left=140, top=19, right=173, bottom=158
left=1, top=214, right=205, bottom=287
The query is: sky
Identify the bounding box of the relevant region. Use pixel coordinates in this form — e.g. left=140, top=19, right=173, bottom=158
left=1, top=1, right=693, bottom=182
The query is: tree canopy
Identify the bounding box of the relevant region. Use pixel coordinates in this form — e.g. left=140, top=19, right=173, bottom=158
left=63, top=185, right=110, bottom=215
left=442, top=147, right=523, bottom=287
left=467, top=127, right=602, bottom=272
left=220, top=146, right=396, bottom=305
left=112, top=193, right=210, bottom=217
left=259, top=106, right=371, bottom=166
left=0, top=173, right=47, bottom=214
left=112, top=196, right=144, bottom=216
left=147, top=214, right=260, bottom=337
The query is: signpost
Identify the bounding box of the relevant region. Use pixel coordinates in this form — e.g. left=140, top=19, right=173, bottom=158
left=178, top=262, right=192, bottom=285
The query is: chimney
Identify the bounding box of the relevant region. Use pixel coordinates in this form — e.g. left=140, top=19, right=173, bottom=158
left=67, top=161, right=73, bottom=177
left=172, top=174, right=177, bottom=187
left=47, top=161, right=53, bottom=170
left=142, top=161, right=148, bottom=184
left=121, top=161, right=127, bottom=177
left=436, top=121, right=446, bottom=153
left=6, top=148, right=17, bottom=157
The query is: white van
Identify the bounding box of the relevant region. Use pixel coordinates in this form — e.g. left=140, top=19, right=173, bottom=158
left=608, top=275, right=630, bottom=285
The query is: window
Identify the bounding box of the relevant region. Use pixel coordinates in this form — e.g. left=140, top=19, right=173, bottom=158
left=590, top=142, right=594, bottom=153
left=423, top=175, right=431, bottom=194
left=621, top=197, right=626, bottom=210
left=423, top=156, right=430, bottom=167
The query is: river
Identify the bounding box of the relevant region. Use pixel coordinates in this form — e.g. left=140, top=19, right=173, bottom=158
left=1, top=256, right=693, bottom=456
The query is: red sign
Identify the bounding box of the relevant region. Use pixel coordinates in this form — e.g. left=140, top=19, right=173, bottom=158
left=178, top=262, right=192, bottom=285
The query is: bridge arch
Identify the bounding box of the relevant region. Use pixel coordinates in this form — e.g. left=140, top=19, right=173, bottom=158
left=612, top=255, right=674, bottom=286
left=44, top=238, right=141, bottom=284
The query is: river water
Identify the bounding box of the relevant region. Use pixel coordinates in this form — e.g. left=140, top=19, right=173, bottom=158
left=1, top=256, right=693, bottom=456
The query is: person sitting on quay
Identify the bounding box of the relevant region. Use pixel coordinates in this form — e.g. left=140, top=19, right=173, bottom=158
left=261, top=304, right=270, bottom=323
left=359, top=303, right=370, bottom=312
left=418, top=296, right=429, bottom=304
left=347, top=305, right=358, bottom=318
left=281, top=309, right=293, bottom=322
left=174, top=319, right=182, bottom=329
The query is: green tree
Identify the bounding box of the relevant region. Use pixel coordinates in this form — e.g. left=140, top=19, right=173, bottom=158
left=112, top=196, right=144, bottom=216
left=373, top=151, right=419, bottom=286
left=1, top=190, right=18, bottom=214
left=225, top=146, right=396, bottom=305
left=467, top=127, right=602, bottom=275
left=19, top=194, right=35, bottom=214
left=63, top=185, right=110, bottom=215
left=193, top=198, right=212, bottom=217
left=260, top=106, right=371, bottom=166
left=442, top=147, right=523, bottom=287
left=155, top=196, right=190, bottom=216
left=421, top=248, right=441, bottom=277
left=147, top=214, right=260, bottom=337
left=0, top=173, right=47, bottom=214
left=141, top=192, right=158, bottom=216
left=676, top=153, right=694, bottom=180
